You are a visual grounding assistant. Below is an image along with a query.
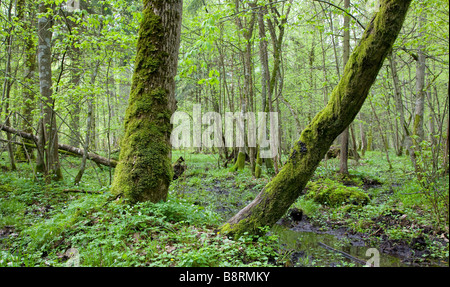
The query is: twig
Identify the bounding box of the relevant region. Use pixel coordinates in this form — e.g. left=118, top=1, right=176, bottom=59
left=312, top=0, right=366, bottom=30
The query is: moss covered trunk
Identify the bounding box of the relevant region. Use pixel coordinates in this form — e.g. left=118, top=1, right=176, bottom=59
left=220, top=0, right=412, bottom=237
left=110, top=0, right=183, bottom=203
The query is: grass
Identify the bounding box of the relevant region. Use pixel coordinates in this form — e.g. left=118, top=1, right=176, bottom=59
left=0, top=151, right=281, bottom=267
left=0, top=149, right=448, bottom=266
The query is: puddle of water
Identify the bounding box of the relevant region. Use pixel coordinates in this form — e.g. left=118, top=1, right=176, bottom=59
left=272, top=224, right=407, bottom=267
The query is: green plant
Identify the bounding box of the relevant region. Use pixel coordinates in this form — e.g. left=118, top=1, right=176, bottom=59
left=411, top=138, right=449, bottom=229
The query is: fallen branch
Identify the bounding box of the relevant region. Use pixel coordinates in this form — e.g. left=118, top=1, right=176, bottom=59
left=0, top=124, right=118, bottom=168
left=63, top=189, right=104, bottom=194
left=317, top=242, right=369, bottom=266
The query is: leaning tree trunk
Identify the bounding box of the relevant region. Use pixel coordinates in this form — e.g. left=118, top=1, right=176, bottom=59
left=110, top=0, right=183, bottom=203
left=220, top=0, right=412, bottom=237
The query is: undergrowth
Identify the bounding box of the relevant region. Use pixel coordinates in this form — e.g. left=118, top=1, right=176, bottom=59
left=0, top=150, right=448, bottom=267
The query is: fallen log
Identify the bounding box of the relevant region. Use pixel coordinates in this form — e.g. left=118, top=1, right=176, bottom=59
left=0, top=124, right=118, bottom=168
left=63, top=189, right=104, bottom=194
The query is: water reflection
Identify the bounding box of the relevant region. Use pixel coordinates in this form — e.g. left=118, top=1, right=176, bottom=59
left=272, top=224, right=407, bottom=267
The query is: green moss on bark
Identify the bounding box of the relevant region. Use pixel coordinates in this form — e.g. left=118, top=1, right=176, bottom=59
left=255, top=152, right=262, bottom=178
left=110, top=0, right=181, bottom=203
left=230, top=152, right=246, bottom=172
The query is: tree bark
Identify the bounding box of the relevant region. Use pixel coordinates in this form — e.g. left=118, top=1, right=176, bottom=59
left=413, top=11, right=427, bottom=143
left=1, top=0, right=16, bottom=171
left=339, top=0, right=350, bottom=175
left=358, top=113, right=367, bottom=156
left=15, top=0, right=37, bottom=162
left=110, top=0, right=183, bottom=203
left=220, top=0, right=412, bottom=237
left=36, top=2, right=62, bottom=181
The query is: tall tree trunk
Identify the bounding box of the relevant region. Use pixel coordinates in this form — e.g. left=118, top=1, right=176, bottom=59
left=350, top=124, right=359, bottom=162
left=358, top=113, right=367, bottom=156
left=339, top=0, right=350, bottom=175
left=74, top=61, right=100, bottom=185
left=2, top=5, right=16, bottom=170
left=370, top=99, right=393, bottom=169
left=1, top=0, right=16, bottom=171
left=265, top=2, right=292, bottom=173
left=220, top=0, right=412, bottom=237
left=257, top=5, right=270, bottom=115
left=443, top=83, right=449, bottom=175
left=36, top=2, right=62, bottom=181
left=69, top=44, right=82, bottom=148
left=389, top=53, right=417, bottom=168
left=15, top=0, right=37, bottom=162
left=110, top=0, right=183, bottom=203
left=413, top=11, right=427, bottom=143
left=232, top=0, right=256, bottom=173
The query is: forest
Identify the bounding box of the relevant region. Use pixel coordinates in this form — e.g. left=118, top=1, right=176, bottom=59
left=0, top=0, right=448, bottom=268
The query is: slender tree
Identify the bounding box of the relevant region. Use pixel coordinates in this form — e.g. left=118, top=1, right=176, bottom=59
left=35, top=2, right=63, bottom=181
left=339, top=0, right=350, bottom=175
left=14, top=0, right=37, bottom=162
left=413, top=10, right=427, bottom=143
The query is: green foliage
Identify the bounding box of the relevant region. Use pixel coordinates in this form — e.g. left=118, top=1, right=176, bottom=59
left=1, top=149, right=449, bottom=267
left=1, top=0, right=449, bottom=268
left=0, top=154, right=282, bottom=267
left=411, top=139, right=449, bottom=229
left=0, top=198, right=26, bottom=228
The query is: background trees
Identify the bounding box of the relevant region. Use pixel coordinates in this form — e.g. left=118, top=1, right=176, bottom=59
left=0, top=0, right=448, bottom=268
left=0, top=0, right=448, bottom=217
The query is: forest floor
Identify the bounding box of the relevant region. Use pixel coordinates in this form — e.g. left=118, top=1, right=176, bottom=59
left=0, top=150, right=448, bottom=267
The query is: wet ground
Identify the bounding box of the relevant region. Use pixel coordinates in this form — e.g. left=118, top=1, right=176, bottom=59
left=172, top=174, right=448, bottom=267
left=274, top=215, right=448, bottom=267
